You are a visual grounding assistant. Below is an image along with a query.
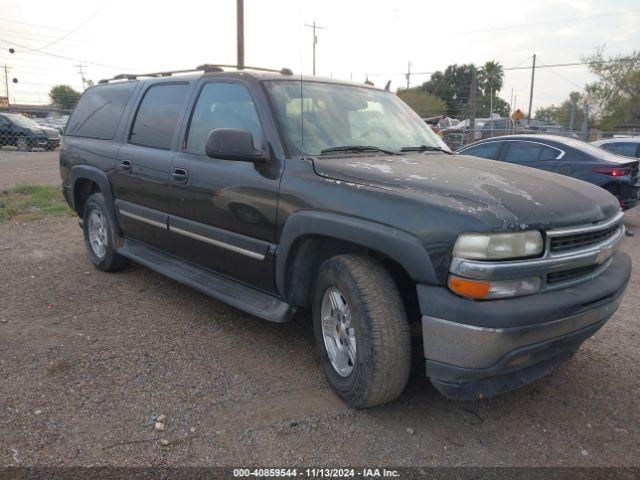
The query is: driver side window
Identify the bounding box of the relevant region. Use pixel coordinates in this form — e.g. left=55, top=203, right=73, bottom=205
left=186, top=82, right=263, bottom=155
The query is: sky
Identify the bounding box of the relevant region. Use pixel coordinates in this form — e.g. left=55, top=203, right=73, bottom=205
left=0, top=0, right=639, bottom=115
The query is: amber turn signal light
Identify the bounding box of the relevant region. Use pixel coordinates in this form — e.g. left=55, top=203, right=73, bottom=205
left=448, top=275, right=491, bottom=299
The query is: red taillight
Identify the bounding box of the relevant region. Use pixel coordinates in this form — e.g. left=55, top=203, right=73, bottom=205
left=593, top=166, right=632, bottom=176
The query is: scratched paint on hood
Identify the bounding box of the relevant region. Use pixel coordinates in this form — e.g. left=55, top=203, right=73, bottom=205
left=312, top=153, right=620, bottom=230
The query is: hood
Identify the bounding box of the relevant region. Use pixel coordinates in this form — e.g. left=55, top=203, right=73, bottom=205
left=312, top=153, right=621, bottom=231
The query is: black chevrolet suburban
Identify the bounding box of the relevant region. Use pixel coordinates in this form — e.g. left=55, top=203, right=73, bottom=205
left=60, top=65, right=631, bottom=408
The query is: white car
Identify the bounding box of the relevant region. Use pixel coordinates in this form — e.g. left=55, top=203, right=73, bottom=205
left=592, top=137, right=640, bottom=158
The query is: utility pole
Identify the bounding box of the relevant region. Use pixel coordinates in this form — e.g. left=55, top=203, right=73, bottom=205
left=405, top=61, right=411, bottom=90
left=581, top=103, right=590, bottom=141
left=304, top=21, right=324, bottom=75
left=75, top=64, right=88, bottom=91
left=237, top=0, right=244, bottom=69
left=527, top=53, right=536, bottom=126
left=467, top=67, right=477, bottom=145
left=3, top=64, right=9, bottom=109
left=568, top=92, right=578, bottom=132
left=509, top=88, right=514, bottom=133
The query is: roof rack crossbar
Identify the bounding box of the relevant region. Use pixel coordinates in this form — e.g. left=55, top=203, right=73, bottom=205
left=98, top=64, right=293, bottom=84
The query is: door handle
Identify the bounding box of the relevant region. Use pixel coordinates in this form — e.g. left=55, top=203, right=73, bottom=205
left=120, top=160, right=131, bottom=172
left=172, top=168, right=189, bottom=183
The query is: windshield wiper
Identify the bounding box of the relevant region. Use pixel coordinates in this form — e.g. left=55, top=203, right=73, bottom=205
left=400, top=145, right=452, bottom=155
left=319, top=145, right=397, bottom=155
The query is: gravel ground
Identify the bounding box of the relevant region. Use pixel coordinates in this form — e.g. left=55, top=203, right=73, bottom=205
left=0, top=150, right=639, bottom=467
left=0, top=149, right=60, bottom=189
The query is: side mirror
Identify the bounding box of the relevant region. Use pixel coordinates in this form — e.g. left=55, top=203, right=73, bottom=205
left=205, top=129, right=267, bottom=163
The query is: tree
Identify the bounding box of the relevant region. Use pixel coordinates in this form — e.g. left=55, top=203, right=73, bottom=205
left=49, top=85, right=81, bottom=110
left=534, top=92, right=585, bottom=129
left=476, top=94, right=510, bottom=117
left=534, top=105, right=560, bottom=124
left=583, top=49, right=640, bottom=130
left=396, top=88, right=447, bottom=117
left=478, top=60, right=504, bottom=96
left=420, top=64, right=474, bottom=118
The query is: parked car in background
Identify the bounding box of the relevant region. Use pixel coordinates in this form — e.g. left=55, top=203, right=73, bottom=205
left=0, top=113, right=61, bottom=151
left=592, top=137, right=640, bottom=158
left=458, top=134, right=640, bottom=210
left=441, top=117, right=534, bottom=149
left=34, top=116, right=67, bottom=135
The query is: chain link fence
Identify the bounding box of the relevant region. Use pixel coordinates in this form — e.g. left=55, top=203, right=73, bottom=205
left=0, top=109, right=67, bottom=152
left=438, top=117, right=640, bottom=151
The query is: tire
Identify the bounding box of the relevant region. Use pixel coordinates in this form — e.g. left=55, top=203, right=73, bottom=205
left=82, top=193, right=131, bottom=272
left=312, top=254, right=411, bottom=408
left=16, top=137, right=31, bottom=152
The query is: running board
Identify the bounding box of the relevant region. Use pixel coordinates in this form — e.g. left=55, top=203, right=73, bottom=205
left=118, top=239, right=295, bottom=323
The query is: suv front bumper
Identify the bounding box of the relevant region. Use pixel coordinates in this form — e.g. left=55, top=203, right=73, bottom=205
left=417, top=251, right=631, bottom=400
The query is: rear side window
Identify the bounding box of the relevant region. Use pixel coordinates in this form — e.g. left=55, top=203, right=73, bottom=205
left=130, top=83, right=189, bottom=150
left=462, top=142, right=502, bottom=160
left=504, top=141, right=560, bottom=162
left=602, top=142, right=639, bottom=158
left=66, top=83, right=136, bottom=140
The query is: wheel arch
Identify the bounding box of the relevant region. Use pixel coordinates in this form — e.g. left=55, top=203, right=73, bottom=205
left=70, top=165, right=119, bottom=231
left=276, top=211, right=438, bottom=308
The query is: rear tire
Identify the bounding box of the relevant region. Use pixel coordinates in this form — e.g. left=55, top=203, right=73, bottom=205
left=82, top=193, right=131, bottom=272
left=312, top=254, right=411, bottom=408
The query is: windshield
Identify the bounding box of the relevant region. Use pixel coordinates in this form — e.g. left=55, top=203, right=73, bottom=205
left=6, top=114, right=39, bottom=128
left=265, top=80, right=449, bottom=156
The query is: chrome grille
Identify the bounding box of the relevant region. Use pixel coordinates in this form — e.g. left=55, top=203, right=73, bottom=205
left=550, top=223, right=621, bottom=253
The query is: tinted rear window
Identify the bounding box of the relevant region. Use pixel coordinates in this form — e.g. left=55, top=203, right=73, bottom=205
left=504, top=141, right=560, bottom=162
left=129, top=83, right=189, bottom=150
left=602, top=142, right=639, bottom=158
left=66, top=83, right=136, bottom=139
left=462, top=142, right=502, bottom=159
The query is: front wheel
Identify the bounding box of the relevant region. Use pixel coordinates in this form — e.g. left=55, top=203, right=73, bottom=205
left=312, top=254, right=411, bottom=408
left=16, top=137, right=31, bottom=152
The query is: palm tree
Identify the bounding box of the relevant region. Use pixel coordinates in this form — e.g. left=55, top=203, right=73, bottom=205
left=478, top=61, right=504, bottom=96
left=477, top=61, right=505, bottom=135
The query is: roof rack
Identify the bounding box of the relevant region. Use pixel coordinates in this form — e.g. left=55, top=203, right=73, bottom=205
left=98, top=64, right=293, bottom=84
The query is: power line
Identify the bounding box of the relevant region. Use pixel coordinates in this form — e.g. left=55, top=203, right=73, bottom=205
left=33, top=1, right=109, bottom=51
left=0, top=37, right=128, bottom=70
left=537, top=57, right=585, bottom=89
left=0, top=27, right=98, bottom=46
left=454, top=8, right=640, bottom=34
left=0, top=17, right=96, bottom=36
left=368, top=57, right=637, bottom=77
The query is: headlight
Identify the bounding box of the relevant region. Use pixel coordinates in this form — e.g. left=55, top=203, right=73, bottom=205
left=452, top=231, right=543, bottom=260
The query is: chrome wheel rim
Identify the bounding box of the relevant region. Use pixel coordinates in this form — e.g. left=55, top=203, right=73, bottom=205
left=321, top=286, right=356, bottom=377
left=88, top=210, right=107, bottom=259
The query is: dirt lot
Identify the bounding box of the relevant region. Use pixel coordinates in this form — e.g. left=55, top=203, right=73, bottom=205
left=0, top=149, right=60, bottom=190
left=0, top=151, right=639, bottom=468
